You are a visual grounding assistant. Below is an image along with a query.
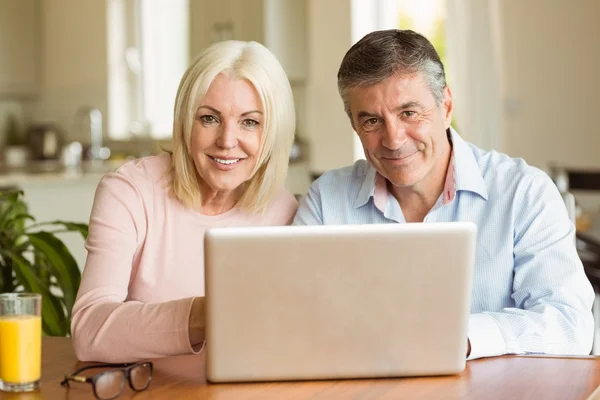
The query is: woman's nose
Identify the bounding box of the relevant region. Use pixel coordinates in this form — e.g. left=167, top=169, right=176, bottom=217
left=215, top=122, right=238, bottom=149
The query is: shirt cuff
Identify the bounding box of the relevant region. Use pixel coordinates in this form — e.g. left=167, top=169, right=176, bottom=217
left=467, top=313, right=506, bottom=360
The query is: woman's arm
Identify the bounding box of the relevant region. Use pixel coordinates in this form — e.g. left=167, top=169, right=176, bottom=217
left=189, top=297, right=206, bottom=348
left=71, top=169, right=202, bottom=362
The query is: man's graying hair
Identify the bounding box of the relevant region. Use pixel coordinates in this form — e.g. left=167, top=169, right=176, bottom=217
left=337, top=29, right=447, bottom=117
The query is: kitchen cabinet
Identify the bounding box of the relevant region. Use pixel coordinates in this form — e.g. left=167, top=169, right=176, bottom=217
left=262, top=0, right=307, bottom=82
left=190, top=0, right=307, bottom=83
left=0, top=0, right=40, bottom=97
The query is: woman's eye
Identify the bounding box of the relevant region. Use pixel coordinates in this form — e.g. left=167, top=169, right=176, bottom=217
left=242, top=119, right=259, bottom=128
left=199, top=115, right=218, bottom=124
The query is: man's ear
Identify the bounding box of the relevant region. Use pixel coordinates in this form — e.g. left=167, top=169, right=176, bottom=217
left=442, top=86, right=453, bottom=130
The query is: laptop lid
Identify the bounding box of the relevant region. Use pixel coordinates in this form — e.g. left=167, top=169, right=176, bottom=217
left=204, top=222, right=476, bottom=382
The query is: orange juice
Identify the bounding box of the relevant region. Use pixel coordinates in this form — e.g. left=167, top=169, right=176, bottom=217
left=0, top=315, right=41, bottom=384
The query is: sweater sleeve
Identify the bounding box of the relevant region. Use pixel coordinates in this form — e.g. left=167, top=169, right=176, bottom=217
left=71, top=171, right=199, bottom=362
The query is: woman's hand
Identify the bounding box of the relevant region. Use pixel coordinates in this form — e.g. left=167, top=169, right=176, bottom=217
left=188, top=297, right=206, bottom=347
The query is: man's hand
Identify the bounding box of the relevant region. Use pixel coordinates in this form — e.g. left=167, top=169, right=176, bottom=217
left=188, top=297, right=206, bottom=347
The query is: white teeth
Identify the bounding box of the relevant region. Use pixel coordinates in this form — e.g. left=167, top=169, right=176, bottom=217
left=213, top=157, right=240, bottom=165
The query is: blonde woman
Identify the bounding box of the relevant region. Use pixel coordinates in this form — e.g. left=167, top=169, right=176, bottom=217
left=71, top=41, right=298, bottom=362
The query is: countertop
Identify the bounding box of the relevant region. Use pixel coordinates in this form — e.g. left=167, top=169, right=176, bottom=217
left=0, top=159, right=126, bottom=187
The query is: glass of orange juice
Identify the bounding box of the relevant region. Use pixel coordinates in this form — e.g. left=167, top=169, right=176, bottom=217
left=0, top=293, right=42, bottom=392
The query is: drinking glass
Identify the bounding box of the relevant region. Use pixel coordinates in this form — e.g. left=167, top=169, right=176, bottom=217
left=0, top=293, right=42, bottom=392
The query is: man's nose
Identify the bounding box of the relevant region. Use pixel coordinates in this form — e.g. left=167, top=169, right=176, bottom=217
left=381, top=120, right=407, bottom=150
left=216, top=122, right=238, bottom=149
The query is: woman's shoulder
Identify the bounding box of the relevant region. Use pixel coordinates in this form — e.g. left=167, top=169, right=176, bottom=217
left=113, top=154, right=172, bottom=184
left=96, top=154, right=172, bottom=201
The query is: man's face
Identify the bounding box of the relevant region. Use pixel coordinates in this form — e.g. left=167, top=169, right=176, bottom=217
left=348, top=73, right=453, bottom=189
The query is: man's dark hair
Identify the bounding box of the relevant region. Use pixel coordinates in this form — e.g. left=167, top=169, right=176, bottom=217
left=337, top=29, right=447, bottom=116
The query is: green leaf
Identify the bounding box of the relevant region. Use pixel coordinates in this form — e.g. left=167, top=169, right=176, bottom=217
left=0, top=191, right=27, bottom=229
left=42, top=293, right=68, bottom=336
left=0, top=189, right=23, bottom=203
left=28, top=221, right=88, bottom=240
left=6, top=213, right=35, bottom=230
left=26, top=232, right=81, bottom=314
left=1, top=189, right=85, bottom=336
left=5, top=251, right=66, bottom=336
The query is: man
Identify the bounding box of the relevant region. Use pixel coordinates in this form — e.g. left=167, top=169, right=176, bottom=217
left=293, top=29, right=595, bottom=359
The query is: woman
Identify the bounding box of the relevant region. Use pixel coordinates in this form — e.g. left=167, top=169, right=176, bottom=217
left=71, top=41, right=298, bottom=362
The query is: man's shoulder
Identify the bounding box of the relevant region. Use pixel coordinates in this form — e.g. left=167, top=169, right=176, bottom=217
left=312, top=160, right=371, bottom=192
left=295, top=160, right=371, bottom=225
left=469, top=143, right=554, bottom=194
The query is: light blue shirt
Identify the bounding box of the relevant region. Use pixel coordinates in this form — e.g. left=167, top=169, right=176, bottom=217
left=294, top=129, right=595, bottom=359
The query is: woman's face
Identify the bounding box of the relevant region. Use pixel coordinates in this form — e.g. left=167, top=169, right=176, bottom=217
left=190, top=73, right=263, bottom=196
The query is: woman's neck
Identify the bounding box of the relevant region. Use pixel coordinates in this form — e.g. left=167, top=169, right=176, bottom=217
left=198, top=184, right=242, bottom=216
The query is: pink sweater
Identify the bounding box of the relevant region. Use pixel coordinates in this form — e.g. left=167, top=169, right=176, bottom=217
left=71, top=154, right=298, bottom=362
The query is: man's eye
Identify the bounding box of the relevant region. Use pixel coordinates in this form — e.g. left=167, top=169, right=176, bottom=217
left=364, top=118, right=380, bottom=126
left=401, top=111, right=417, bottom=118
left=199, top=115, right=218, bottom=124
left=242, top=119, right=259, bottom=128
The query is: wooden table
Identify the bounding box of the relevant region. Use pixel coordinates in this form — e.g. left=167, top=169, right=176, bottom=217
left=0, top=337, right=599, bottom=400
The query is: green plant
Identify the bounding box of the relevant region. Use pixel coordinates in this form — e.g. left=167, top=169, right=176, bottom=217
left=0, top=190, right=88, bottom=336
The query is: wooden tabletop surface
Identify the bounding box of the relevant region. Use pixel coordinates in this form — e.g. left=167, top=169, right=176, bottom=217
left=0, top=337, right=599, bottom=399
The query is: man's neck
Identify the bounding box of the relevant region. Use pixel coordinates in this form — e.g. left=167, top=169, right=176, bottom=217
left=389, top=139, right=452, bottom=223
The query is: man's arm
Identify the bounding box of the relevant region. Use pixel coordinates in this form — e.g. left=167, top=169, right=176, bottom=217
left=467, top=172, right=595, bottom=360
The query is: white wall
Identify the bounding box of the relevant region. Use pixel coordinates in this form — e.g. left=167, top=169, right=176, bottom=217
left=500, top=0, right=600, bottom=171
left=0, top=0, right=40, bottom=97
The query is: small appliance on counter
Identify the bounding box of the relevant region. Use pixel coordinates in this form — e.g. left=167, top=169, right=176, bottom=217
left=27, top=124, right=65, bottom=161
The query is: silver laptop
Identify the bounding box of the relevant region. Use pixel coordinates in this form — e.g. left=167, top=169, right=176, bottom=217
left=204, top=222, right=476, bottom=382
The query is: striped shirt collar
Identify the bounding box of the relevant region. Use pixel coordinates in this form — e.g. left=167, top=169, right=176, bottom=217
left=353, top=128, right=488, bottom=209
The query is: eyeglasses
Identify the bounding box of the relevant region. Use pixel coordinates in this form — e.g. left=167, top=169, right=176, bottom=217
left=60, top=361, right=153, bottom=400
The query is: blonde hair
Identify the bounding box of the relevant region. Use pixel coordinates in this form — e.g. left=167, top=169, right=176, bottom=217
left=169, top=40, right=295, bottom=214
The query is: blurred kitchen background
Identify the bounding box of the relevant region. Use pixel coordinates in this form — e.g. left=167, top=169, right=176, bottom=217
left=1, top=0, right=600, bottom=276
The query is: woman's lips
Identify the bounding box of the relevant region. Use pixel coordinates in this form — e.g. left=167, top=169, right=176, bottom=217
left=208, top=155, right=246, bottom=171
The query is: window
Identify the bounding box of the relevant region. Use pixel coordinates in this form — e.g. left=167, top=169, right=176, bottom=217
left=107, top=0, right=189, bottom=140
